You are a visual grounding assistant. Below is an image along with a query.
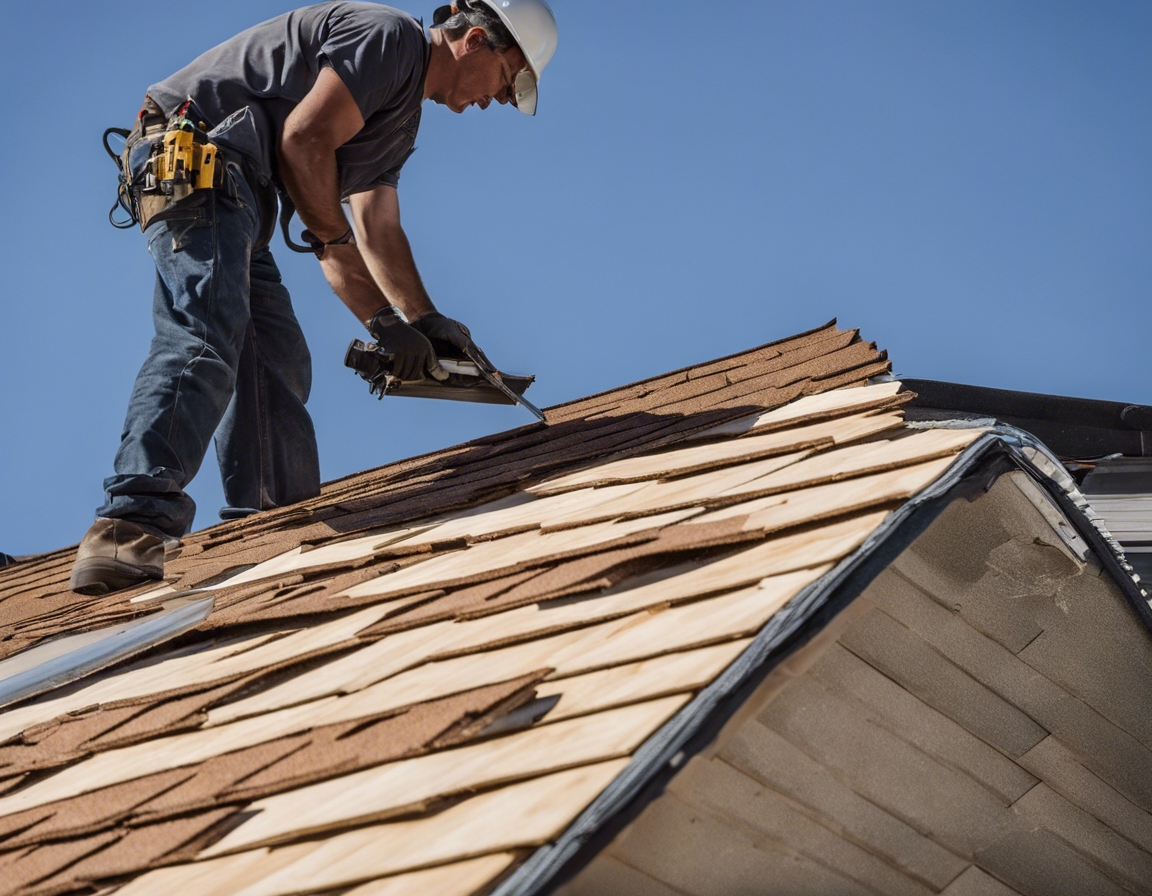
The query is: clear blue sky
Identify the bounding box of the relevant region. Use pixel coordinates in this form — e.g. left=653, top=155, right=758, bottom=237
left=1, top=1, right=1148, bottom=557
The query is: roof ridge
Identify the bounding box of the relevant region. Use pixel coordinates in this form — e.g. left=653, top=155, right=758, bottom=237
left=542, top=319, right=842, bottom=416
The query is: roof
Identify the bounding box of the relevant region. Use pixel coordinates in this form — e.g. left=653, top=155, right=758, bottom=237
left=901, top=378, right=1152, bottom=459
left=0, top=321, right=1145, bottom=896
left=0, top=319, right=892, bottom=663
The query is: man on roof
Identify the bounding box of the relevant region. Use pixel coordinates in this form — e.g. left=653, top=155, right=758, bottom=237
left=70, top=0, right=558, bottom=596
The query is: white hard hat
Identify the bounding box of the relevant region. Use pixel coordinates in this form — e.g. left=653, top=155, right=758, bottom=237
left=475, top=0, right=558, bottom=115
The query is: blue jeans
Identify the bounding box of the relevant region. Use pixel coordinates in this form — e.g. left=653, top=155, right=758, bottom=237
left=97, top=148, right=320, bottom=538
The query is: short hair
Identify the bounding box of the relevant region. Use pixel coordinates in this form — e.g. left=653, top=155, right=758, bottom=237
left=431, top=1, right=515, bottom=52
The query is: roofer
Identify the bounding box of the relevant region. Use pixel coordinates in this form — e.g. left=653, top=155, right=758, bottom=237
left=69, top=0, right=558, bottom=596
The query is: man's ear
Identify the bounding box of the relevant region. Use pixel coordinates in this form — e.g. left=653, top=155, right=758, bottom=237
left=462, top=27, right=489, bottom=54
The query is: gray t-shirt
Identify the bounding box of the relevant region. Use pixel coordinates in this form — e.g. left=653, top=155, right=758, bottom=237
left=148, top=2, right=428, bottom=196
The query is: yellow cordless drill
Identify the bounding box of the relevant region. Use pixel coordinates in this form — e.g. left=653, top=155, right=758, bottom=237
left=154, top=118, right=218, bottom=202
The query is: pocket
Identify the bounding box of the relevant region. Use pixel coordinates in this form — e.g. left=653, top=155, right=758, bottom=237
left=126, top=133, right=158, bottom=183
left=141, top=189, right=210, bottom=233
left=206, top=106, right=262, bottom=164
left=121, top=132, right=167, bottom=231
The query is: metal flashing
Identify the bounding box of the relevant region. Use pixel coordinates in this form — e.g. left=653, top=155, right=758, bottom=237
left=0, top=595, right=214, bottom=710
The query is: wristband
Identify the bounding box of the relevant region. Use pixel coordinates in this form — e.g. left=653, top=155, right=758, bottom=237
left=366, top=305, right=403, bottom=340
left=300, top=227, right=355, bottom=259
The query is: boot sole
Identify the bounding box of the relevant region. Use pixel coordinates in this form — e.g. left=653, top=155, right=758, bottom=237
left=70, top=557, right=162, bottom=596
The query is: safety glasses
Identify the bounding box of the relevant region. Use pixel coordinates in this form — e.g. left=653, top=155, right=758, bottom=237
left=493, top=47, right=538, bottom=113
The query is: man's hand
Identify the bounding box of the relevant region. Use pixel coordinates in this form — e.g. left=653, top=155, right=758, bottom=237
left=368, top=307, right=448, bottom=381
left=411, top=312, right=492, bottom=368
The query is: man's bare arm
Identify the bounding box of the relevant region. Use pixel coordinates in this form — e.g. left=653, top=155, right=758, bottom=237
left=278, top=67, right=390, bottom=322
left=278, top=67, right=360, bottom=239
left=347, top=186, right=436, bottom=322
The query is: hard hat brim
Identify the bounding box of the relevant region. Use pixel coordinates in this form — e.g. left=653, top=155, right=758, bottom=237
left=513, top=69, right=537, bottom=116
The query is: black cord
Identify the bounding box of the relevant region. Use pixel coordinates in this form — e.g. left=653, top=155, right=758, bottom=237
left=108, top=193, right=137, bottom=229
left=102, top=127, right=130, bottom=163
left=103, top=127, right=138, bottom=229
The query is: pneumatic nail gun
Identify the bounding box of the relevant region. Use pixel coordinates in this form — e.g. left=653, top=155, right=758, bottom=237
left=345, top=336, right=545, bottom=421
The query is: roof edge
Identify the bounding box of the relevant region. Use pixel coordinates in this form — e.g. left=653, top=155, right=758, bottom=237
left=541, top=320, right=843, bottom=415
left=902, top=378, right=1152, bottom=458
left=309, top=322, right=847, bottom=500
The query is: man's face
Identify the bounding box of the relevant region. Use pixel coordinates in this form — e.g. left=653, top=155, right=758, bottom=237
left=437, top=27, right=529, bottom=113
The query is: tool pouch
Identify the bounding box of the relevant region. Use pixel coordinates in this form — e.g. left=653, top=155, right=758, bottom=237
left=105, top=97, right=224, bottom=233
left=131, top=100, right=170, bottom=232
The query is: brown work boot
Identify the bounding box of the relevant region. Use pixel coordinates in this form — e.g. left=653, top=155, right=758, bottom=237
left=69, top=518, right=166, bottom=596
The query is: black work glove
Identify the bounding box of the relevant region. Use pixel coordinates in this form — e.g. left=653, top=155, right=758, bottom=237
left=366, top=307, right=448, bottom=382
left=410, top=311, right=493, bottom=370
